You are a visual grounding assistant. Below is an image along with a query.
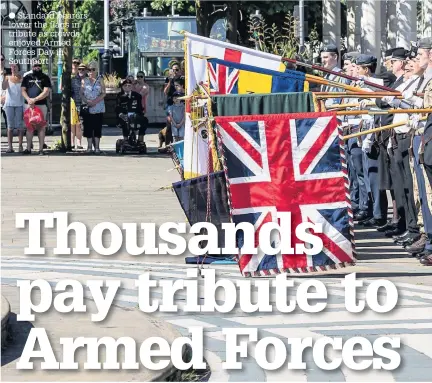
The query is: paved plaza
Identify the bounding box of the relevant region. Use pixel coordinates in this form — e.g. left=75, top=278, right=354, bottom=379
left=2, top=129, right=432, bottom=381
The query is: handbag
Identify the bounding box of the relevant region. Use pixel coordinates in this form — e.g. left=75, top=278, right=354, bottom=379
left=80, top=76, right=100, bottom=117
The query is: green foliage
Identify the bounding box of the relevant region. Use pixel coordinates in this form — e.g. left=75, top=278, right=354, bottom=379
left=39, top=0, right=103, bottom=59
left=248, top=12, right=320, bottom=61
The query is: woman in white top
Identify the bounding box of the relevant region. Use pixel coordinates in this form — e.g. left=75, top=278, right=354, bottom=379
left=2, top=63, right=24, bottom=153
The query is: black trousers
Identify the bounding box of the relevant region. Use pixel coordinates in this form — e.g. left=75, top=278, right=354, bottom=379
left=389, top=134, right=419, bottom=233
left=119, top=115, right=148, bottom=138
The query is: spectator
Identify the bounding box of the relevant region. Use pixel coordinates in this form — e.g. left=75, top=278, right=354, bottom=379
left=70, top=61, right=87, bottom=149
left=134, top=71, right=149, bottom=114
left=2, top=63, right=24, bottom=153
left=21, top=59, right=51, bottom=155
left=168, top=91, right=185, bottom=142
left=80, top=61, right=106, bottom=154
left=174, top=77, right=185, bottom=94
left=1, top=53, right=8, bottom=131
left=164, top=62, right=182, bottom=107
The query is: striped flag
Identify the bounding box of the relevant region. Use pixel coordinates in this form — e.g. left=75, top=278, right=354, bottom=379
left=183, top=32, right=286, bottom=179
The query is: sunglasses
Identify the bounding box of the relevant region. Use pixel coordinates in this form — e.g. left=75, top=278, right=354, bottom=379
left=78, top=68, right=86, bottom=71
left=137, top=75, right=144, bottom=78
left=73, top=61, right=80, bottom=65
left=89, top=68, right=96, bottom=72
left=173, top=68, right=179, bottom=72
left=33, top=65, right=42, bottom=68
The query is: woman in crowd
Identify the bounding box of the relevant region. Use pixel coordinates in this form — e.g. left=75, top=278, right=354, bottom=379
left=2, top=63, right=24, bottom=153
left=80, top=61, right=106, bottom=154
left=133, top=71, right=149, bottom=114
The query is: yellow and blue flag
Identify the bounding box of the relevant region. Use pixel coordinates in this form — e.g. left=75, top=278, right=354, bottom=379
left=207, top=58, right=306, bottom=95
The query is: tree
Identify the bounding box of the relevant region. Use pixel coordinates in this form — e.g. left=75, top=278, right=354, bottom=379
left=60, top=0, right=74, bottom=151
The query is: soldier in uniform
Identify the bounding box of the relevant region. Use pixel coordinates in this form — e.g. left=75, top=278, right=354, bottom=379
left=399, top=37, right=432, bottom=264
left=341, top=52, right=364, bottom=215
left=320, top=44, right=349, bottom=108
left=355, top=54, right=388, bottom=226
left=362, top=49, right=408, bottom=233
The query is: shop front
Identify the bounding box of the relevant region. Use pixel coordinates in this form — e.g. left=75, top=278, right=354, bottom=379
left=127, top=16, right=196, bottom=124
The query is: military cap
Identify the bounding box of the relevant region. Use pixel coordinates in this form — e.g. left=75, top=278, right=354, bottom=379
left=418, top=37, right=432, bottom=49
left=384, top=48, right=396, bottom=58
left=356, top=54, right=377, bottom=66
left=391, top=48, right=408, bottom=60
left=321, top=43, right=339, bottom=55
left=343, top=51, right=361, bottom=62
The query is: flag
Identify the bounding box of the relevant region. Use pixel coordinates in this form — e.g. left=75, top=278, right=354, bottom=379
left=184, top=32, right=286, bottom=180
left=211, top=92, right=316, bottom=117
left=172, top=171, right=232, bottom=255
left=214, top=112, right=356, bottom=277
left=207, top=58, right=306, bottom=95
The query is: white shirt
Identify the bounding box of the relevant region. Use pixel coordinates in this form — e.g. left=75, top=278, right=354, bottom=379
left=393, top=75, right=422, bottom=133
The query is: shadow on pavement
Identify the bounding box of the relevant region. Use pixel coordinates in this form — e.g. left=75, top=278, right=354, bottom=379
left=1, top=313, right=34, bottom=366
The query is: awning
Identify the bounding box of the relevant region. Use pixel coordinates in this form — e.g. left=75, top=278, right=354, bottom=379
left=135, top=17, right=197, bottom=54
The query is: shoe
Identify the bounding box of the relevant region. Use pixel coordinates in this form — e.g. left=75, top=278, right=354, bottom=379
left=77, top=146, right=83, bottom=150
left=354, top=211, right=371, bottom=222
left=392, top=230, right=410, bottom=241
left=22, top=149, right=31, bottom=155
left=405, top=235, right=428, bottom=255
left=420, top=254, right=432, bottom=266
left=43, top=143, right=48, bottom=149
left=362, top=218, right=387, bottom=227
left=39, top=150, right=44, bottom=156
left=416, top=248, right=432, bottom=258
left=384, top=228, right=406, bottom=237
left=18, top=145, right=24, bottom=153
left=377, top=220, right=398, bottom=232
left=6, top=148, right=14, bottom=153
left=396, top=233, right=421, bottom=246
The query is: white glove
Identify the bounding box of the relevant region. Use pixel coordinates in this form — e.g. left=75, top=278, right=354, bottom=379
left=402, top=90, right=414, bottom=100
left=408, top=114, right=420, bottom=129
left=359, top=100, right=371, bottom=109
left=387, top=140, right=392, bottom=156
left=362, top=138, right=372, bottom=154
left=382, top=96, right=395, bottom=104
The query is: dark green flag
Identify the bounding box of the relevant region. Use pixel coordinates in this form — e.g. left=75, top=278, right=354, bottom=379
left=211, top=92, right=316, bottom=117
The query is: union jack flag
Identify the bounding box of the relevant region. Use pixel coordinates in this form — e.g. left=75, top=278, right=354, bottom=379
left=215, top=112, right=356, bottom=276
left=208, top=60, right=239, bottom=94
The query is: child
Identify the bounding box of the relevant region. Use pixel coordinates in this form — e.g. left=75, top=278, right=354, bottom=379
left=168, top=92, right=185, bottom=142
left=173, top=77, right=185, bottom=94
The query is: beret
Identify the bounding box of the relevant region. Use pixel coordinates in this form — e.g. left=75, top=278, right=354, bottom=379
left=418, top=37, right=432, bottom=49
left=321, top=43, right=339, bottom=54
left=343, top=51, right=361, bottom=61
left=356, top=54, right=377, bottom=65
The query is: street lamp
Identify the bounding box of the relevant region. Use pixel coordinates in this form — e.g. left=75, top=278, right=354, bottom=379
left=57, top=7, right=63, bottom=93
left=102, top=0, right=112, bottom=74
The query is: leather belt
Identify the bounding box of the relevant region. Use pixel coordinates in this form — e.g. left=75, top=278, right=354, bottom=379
left=395, top=132, right=409, bottom=139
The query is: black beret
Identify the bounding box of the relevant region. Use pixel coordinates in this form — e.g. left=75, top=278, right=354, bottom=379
left=321, top=43, right=339, bottom=55
left=391, top=48, right=408, bottom=60
left=343, top=51, right=361, bottom=61
left=356, top=54, right=377, bottom=66
left=418, top=37, right=432, bottom=49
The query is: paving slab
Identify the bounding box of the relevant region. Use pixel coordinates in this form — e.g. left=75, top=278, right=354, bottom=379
left=1, top=284, right=184, bottom=381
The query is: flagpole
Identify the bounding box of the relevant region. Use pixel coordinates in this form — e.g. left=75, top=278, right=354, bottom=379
left=284, top=58, right=401, bottom=94
left=343, top=116, right=428, bottom=140
left=337, top=108, right=432, bottom=116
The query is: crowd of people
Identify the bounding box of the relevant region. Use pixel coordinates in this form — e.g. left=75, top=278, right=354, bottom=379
left=0, top=56, right=186, bottom=154
left=318, top=39, right=432, bottom=266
